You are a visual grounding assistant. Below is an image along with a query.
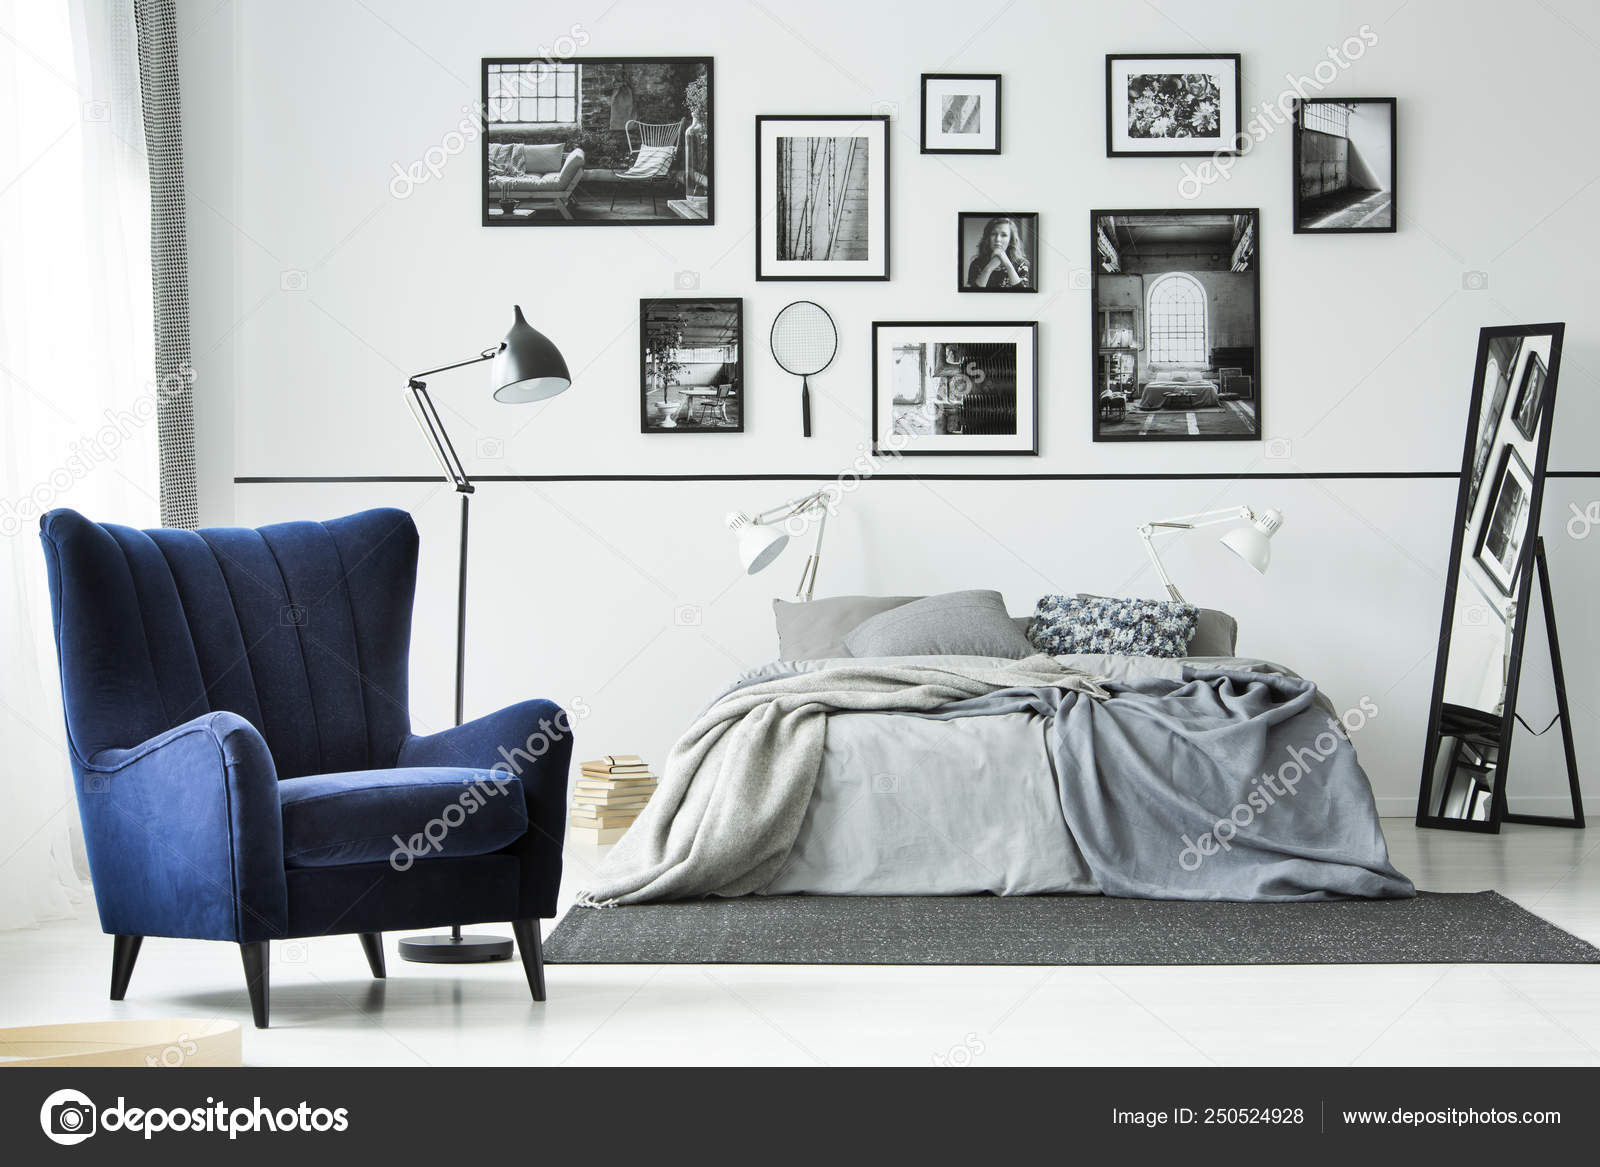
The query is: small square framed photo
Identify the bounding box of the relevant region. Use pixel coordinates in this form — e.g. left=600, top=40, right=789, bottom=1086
left=921, top=74, right=1001, bottom=154
left=957, top=213, right=1037, bottom=292
left=1106, top=54, right=1241, bottom=157
left=1291, top=98, right=1396, bottom=233
left=871, top=321, right=1038, bottom=456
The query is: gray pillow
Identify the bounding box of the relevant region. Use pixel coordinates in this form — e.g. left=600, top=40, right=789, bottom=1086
left=844, top=590, right=1035, bottom=659
left=774, top=595, right=920, bottom=660
left=1072, top=593, right=1237, bottom=656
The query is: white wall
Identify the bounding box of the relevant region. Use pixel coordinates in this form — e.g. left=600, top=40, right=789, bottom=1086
left=180, top=0, right=1600, bottom=814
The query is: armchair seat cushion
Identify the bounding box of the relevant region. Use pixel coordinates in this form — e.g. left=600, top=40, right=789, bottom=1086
left=279, top=767, right=528, bottom=869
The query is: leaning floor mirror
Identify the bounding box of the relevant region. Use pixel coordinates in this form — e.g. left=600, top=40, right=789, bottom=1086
left=1416, top=322, right=1583, bottom=833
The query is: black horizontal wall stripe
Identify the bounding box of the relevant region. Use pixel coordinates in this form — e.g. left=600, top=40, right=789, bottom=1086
left=236, top=470, right=1600, bottom=484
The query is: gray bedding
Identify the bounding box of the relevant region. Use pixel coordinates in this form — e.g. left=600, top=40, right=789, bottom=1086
left=580, top=654, right=1412, bottom=906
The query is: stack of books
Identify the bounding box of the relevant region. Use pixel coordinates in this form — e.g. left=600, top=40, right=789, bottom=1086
left=570, top=754, right=658, bottom=845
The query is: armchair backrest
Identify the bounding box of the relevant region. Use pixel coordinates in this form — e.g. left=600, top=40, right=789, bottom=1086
left=40, top=508, right=418, bottom=779
left=625, top=119, right=683, bottom=153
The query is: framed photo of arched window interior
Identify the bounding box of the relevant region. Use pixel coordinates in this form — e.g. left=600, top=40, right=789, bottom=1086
left=1089, top=209, right=1260, bottom=442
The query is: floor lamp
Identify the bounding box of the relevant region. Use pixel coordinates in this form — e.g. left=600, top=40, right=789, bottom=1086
left=397, top=306, right=572, bottom=964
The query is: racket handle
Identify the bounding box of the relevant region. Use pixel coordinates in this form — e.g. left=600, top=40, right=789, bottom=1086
left=802, top=379, right=812, bottom=437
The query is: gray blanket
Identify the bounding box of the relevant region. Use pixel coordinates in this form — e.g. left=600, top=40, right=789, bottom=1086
left=578, top=657, right=1413, bottom=907
left=576, top=657, right=1109, bottom=907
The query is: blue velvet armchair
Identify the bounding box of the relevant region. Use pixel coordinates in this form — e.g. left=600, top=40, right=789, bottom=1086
left=39, top=507, right=571, bottom=1028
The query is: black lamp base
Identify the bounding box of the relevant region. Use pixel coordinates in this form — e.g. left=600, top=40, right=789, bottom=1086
left=398, top=928, right=513, bottom=964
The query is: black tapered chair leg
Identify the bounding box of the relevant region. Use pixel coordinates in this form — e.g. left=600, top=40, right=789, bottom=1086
left=240, top=941, right=270, bottom=1029
left=109, top=934, right=143, bottom=1001
left=358, top=932, right=386, bottom=979
left=511, top=918, right=546, bottom=1002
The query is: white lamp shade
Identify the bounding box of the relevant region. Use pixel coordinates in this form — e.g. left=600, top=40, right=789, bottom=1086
left=1219, top=507, right=1283, bottom=574
left=732, top=518, right=788, bottom=574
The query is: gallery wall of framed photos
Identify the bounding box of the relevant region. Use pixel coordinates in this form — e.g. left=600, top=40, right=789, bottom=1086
left=206, top=1, right=1599, bottom=812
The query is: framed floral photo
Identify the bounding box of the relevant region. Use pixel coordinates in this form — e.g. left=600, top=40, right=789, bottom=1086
left=1106, top=54, right=1241, bottom=157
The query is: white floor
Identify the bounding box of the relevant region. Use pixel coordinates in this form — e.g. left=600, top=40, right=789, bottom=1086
left=2, top=821, right=1597, bottom=1066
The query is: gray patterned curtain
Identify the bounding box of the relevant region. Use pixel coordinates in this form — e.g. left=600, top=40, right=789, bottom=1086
left=133, top=0, right=197, bottom=528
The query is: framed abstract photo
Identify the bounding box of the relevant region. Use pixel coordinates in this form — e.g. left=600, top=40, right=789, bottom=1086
left=639, top=297, right=743, bottom=433
left=1105, top=54, right=1241, bottom=157
left=957, top=212, right=1037, bottom=293
left=755, top=115, right=890, bottom=280
left=920, top=73, right=1001, bottom=154
left=1292, top=98, right=1396, bottom=233
left=482, top=56, right=713, bottom=226
left=871, top=321, right=1038, bottom=456
left=1090, top=209, right=1260, bottom=442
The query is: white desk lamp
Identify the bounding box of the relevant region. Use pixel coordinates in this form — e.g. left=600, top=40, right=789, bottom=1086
left=726, top=489, right=834, bottom=601
left=1137, top=505, right=1283, bottom=602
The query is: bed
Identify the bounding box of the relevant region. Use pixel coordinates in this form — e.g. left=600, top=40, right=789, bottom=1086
left=1135, top=376, right=1220, bottom=410
left=580, top=592, right=1412, bottom=908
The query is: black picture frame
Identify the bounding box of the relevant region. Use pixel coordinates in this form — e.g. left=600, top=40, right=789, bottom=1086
left=1415, top=323, right=1566, bottom=835
left=481, top=56, right=714, bottom=227
left=755, top=115, right=891, bottom=281
left=1089, top=208, right=1262, bottom=443
left=1473, top=444, right=1534, bottom=595
left=1291, top=98, right=1397, bottom=234
left=639, top=297, right=744, bottom=434
left=956, top=212, right=1038, bottom=293
left=870, top=321, right=1039, bottom=457
left=1105, top=53, right=1242, bottom=158
left=920, top=73, right=1001, bottom=155
left=1512, top=351, right=1547, bottom=440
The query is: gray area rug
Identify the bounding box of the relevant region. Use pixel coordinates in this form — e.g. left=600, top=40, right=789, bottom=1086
left=544, top=892, right=1600, bottom=966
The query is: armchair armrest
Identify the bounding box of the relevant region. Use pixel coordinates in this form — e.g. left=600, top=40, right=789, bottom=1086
left=399, top=699, right=574, bottom=918
left=80, top=712, right=288, bottom=944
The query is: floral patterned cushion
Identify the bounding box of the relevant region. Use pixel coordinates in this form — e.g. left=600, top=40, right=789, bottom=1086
left=1028, top=594, right=1198, bottom=658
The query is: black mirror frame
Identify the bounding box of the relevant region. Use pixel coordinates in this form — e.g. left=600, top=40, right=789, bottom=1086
left=1415, top=322, right=1565, bottom=833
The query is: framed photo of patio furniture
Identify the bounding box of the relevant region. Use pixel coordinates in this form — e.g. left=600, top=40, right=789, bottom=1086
left=1105, top=53, right=1241, bottom=157
left=1090, top=209, right=1261, bottom=443
left=482, top=57, right=713, bottom=226
left=870, top=321, right=1038, bottom=456
left=958, top=212, right=1037, bottom=292
left=920, top=73, right=1001, bottom=154
left=639, top=297, right=743, bottom=433
left=755, top=115, right=890, bottom=280
left=1291, top=98, right=1396, bottom=233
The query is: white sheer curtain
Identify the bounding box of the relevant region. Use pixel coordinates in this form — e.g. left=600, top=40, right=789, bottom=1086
left=0, top=0, right=160, bottom=930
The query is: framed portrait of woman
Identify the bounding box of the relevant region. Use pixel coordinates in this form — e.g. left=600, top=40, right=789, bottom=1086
left=957, top=212, right=1037, bottom=293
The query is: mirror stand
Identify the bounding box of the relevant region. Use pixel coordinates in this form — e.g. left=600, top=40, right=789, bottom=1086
left=1416, top=323, right=1582, bottom=834
left=1496, top=538, right=1585, bottom=828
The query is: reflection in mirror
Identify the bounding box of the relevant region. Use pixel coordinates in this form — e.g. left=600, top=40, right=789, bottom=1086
left=1418, top=325, right=1568, bottom=830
